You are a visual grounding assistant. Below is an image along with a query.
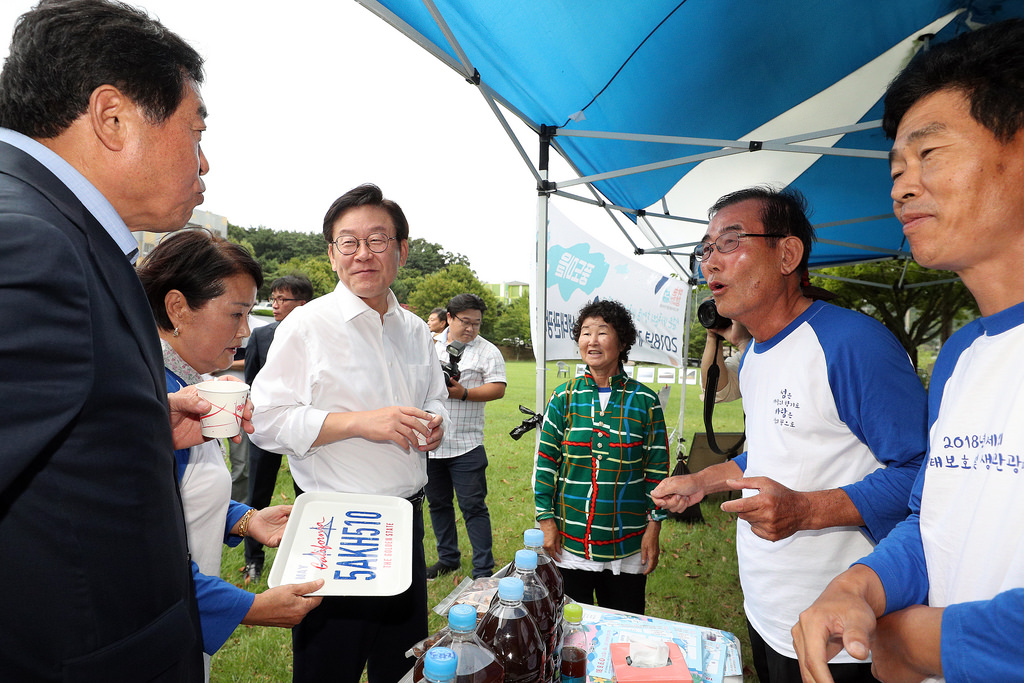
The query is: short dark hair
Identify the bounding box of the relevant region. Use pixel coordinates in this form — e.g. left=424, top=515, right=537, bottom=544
left=709, top=185, right=815, bottom=274
left=137, top=230, right=263, bottom=332
left=883, top=19, right=1024, bottom=143
left=429, top=307, right=448, bottom=327
left=271, top=275, right=313, bottom=303
left=0, top=0, right=205, bottom=138
left=322, top=183, right=409, bottom=245
left=572, top=299, right=637, bottom=367
left=446, top=293, right=486, bottom=317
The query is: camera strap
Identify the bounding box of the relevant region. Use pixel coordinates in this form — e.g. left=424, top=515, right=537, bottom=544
left=703, top=334, right=731, bottom=456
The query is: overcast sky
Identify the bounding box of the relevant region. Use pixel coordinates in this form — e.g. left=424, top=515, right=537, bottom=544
left=0, top=0, right=660, bottom=284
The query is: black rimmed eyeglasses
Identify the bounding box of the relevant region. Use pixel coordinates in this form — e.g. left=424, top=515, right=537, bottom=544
left=452, top=314, right=482, bottom=329
left=693, top=231, right=773, bottom=262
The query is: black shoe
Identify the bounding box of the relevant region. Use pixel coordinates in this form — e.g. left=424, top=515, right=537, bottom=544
left=244, top=561, right=263, bottom=584
left=426, top=561, right=459, bottom=580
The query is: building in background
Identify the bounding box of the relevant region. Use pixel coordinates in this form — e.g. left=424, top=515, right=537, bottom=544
left=135, top=209, right=228, bottom=260
left=485, top=280, right=529, bottom=304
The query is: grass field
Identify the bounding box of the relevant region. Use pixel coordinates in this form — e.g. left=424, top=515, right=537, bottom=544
left=213, top=360, right=752, bottom=681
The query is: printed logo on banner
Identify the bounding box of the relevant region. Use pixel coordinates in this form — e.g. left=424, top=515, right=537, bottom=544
left=661, top=284, right=686, bottom=310
left=547, top=243, right=609, bottom=300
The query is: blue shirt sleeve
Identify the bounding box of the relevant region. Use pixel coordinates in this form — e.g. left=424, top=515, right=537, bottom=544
left=857, top=462, right=929, bottom=611
left=191, top=561, right=254, bottom=654
left=812, top=305, right=928, bottom=543
left=732, top=451, right=747, bottom=471
left=942, top=589, right=1024, bottom=682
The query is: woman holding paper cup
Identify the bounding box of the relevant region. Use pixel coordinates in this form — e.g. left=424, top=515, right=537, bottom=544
left=534, top=299, right=670, bottom=615
left=138, top=230, right=322, bottom=672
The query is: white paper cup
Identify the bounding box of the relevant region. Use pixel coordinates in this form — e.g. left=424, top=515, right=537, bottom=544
left=416, top=416, right=433, bottom=446
left=195, top=380, right=249, bottom=438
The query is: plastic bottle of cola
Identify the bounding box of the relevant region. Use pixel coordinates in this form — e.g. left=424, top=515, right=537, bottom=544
left=512, top=550, right=557, bottom=683
left=476, top=576, right=546, bottom=683
left=423, top=647, right=458, bottom=683
left=522, top=528, right=564, bottom=610
left=558, top=603, right=589, bottom=683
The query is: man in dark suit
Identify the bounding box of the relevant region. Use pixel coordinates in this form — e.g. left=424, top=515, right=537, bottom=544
left=243, top=274, right=314, bottom=582
left=0, top=1, right=221, bottom=679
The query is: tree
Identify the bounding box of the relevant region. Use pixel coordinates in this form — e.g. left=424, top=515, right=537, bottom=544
left=812, top=260, right=979, bottom=369
left=492, top=294, right=532, bottom=358
left=263, top=255, right=336, bottom=299
left=407, top=264, right=500, bottom=338
left=393, top=238, right=471, bottom=304
left=229, top=224, right=326, bottom=263
left=404, top=238, right=470, bottom=274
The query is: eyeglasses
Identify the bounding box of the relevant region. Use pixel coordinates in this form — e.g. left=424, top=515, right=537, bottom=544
left=270, top=296, right=302, bottom=305
left=453, top=314, right=482, bottom=329
left=694, top=231, right=773, bottom=262
left=330, top=232, right=396, bottom=255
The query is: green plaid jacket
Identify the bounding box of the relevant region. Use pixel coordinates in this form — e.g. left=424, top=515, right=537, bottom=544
left=535, top=370, right=669, bottom=561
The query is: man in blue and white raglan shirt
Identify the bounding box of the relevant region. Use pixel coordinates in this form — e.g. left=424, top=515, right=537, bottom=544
left=793, top=19, right=1024, bottom=683
left=653, top=186, right=927, bottom=683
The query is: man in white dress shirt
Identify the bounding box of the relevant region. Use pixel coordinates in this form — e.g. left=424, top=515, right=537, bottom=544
left=251, top=183, right=449, bottom=683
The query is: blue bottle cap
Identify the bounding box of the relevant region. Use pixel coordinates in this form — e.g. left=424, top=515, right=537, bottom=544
left=423, top=647, right=458, bottom=681
left=448, top=603, right=478, bottom=632
left=523, top=528, right=544, bottom=547
left=515, top=549, right=538, bottom=570
left=497, top=576, right=525, bottom=601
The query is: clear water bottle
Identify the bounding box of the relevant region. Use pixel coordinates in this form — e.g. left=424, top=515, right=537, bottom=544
left=558, top=603, right=589, bottom=683
left=413, top=604, right=505, bottom=682
left=477, top=576, right=546, bottom=683
left=512, top=550, right=557, bottom=683
left=423, top=647, right=458, bottom=683
left=523, top=527, right=564, bottom=609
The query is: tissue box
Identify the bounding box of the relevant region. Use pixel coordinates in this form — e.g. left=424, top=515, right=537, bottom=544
left=610, top=642, right=692, bottom=683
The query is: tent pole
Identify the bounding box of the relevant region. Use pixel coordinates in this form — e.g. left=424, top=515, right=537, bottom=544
left=535, top=125, right=553, bottom=429
left=677, top=283, right=696, bottom=460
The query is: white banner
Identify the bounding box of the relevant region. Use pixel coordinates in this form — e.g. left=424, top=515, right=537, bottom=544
left=541, top=207, right=688, bottom=367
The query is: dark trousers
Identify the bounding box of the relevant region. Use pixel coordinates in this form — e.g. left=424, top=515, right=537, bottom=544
left=747, top=620, right=878, bottom=683
left=561, top=566, right=647, bottom=615
left=244, top=445, right=294, bottom=566
left=425, top=445, right=494, bottom=578
left=292, top=505, right=428, bottom=683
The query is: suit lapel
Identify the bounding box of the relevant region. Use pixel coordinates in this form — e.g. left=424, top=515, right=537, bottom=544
left=0, top=142, right=166, bottom=397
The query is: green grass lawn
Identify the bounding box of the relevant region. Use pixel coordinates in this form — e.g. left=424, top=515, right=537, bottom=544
left=214, top=360, right=753, bottom=681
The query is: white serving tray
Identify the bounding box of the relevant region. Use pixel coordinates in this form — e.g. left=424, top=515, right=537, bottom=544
left=267, top=491, right=413, bottom=597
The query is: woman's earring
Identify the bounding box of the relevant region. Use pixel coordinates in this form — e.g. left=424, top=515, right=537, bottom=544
left=173, top=327, right=180, bottom=337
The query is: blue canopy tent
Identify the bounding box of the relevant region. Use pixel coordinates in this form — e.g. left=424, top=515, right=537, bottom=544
left=353, top=0, right=1024, bottom=418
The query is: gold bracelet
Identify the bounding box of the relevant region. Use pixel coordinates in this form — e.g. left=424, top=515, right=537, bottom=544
left=236, top=508, right=257, bottom=538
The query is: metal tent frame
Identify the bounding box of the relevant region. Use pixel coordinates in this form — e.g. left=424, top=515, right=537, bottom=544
left=353, top=1, right=1009, bottom=426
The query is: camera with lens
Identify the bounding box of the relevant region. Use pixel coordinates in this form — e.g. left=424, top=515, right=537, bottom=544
left=509, top=405, right=544, bottom=441
left=440, top=340, right=466, bottom=387
left=697, top=297, right=731, bottom=330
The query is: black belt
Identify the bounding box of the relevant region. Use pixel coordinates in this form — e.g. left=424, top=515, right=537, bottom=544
left=406, top=489, right=425, bottom=511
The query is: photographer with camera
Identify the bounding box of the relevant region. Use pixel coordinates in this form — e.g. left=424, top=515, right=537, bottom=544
left=699, top=300, right=751, bottom=404
left=652, top=186, right=927, bottom=683
left=699, top=280, right=833, bottom=405
left=425, top=293, right=507, bottom=580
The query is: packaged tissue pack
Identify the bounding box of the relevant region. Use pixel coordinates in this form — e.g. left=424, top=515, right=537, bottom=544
left=609, top=641, right=692, bottom=683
